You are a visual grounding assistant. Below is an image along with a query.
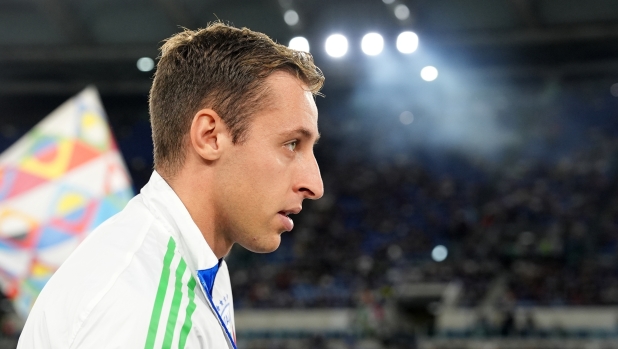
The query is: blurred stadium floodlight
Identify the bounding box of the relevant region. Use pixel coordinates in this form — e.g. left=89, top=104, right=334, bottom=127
left=397, top=31, right=419, bottom=54
left=288, top=36, right=310, bottom=52
left=325, top=34, right=348, bottom=58
left=399, top=111, right=414, bottom=125
left=382, top=0, right=395, bottom=4
left=431, top=245, right=448, bottom=262
left=394, top=4, right=410, bottom=20
left=610, top=82, right=618, bottom=97
left=420, top=66, right=438, bottom=81
left=283, top=9, right=299, bottom=26
left=361, top=33, right=384, bottom=56
left=136, top=57, right=154, bottom=72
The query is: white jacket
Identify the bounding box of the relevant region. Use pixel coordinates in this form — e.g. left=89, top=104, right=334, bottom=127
left=18, top=171, right=237, bottom=349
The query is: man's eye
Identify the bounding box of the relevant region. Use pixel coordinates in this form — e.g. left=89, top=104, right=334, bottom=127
left=285, top=141, right=297, bottom=151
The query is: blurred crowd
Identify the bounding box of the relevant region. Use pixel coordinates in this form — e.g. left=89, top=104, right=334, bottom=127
left=225, top=82, right=618, bottom=309
left=2, top=81, right=618, bottom=321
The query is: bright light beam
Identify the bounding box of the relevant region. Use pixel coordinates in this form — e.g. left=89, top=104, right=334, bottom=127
left=432, top=245, right=448, bottom=262
left=361, top=33, right=384, bottom=56
left=289, top=36, right=310, bottom=52
left=136, top=57, right=154, bottom=72
left=399, top=111, right=414, bottom=125
left=284, top=10, right=299, bottom=26
left=394, top=4, right=410, bottom=20
left=325, top=34, right=348, bottom=58
left=420, top=66, right=438, bottom=81
left=397, top=31, right=418, bottom=54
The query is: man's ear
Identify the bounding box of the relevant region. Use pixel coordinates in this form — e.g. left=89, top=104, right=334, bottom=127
left=189, top=108, right=230, bottom=161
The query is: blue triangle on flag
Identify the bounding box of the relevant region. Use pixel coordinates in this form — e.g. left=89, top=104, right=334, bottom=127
left=63, top=205, right=88, bottom=223
left=36, top=225, right=73, bottom=249
left=0, top=239, right=17, bottom=250
left=0, top=168, right=17, bottom=200
left=89, top=189, right=133, bottom=230
left=89, top=198, right=119, bottom=230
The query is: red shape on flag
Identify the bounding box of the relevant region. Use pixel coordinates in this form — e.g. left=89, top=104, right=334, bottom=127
left=67, top=141, right=101, bottom=171
left=0, top=225, right=41, bottom=250
left=6, top=170, right=47, bottom=200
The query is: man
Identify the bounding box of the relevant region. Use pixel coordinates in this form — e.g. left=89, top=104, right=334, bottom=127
left=18, top=22, right=324, bottom=349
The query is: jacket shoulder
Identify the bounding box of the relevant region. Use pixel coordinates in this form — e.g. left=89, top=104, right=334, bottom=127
left=19, top=195, right=174, bottom=348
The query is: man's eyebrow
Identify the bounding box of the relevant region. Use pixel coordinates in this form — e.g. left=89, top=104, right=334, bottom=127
left=282, top=128, right=321, bottom=143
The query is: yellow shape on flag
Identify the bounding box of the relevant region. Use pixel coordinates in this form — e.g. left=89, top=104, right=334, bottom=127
left=79, top=112, right=109, bottom=151
left=31, top=262, right=53, bottom=278
left=19, top=139, right=73, bottom=180
left=81, top=112, right=99, bottom=128
left=57, top=192, right=86, bottom=215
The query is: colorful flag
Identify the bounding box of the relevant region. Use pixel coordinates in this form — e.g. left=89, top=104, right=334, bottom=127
left=0, top=87, right=134, bottom=318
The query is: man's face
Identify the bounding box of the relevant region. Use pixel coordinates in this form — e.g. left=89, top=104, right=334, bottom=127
left=213, top=71, right=324, bottom=253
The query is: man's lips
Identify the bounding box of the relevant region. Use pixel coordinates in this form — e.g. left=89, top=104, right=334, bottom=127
left=277, top=207, right=301, bottom=232
left=277, top=212, right=294, bottom=231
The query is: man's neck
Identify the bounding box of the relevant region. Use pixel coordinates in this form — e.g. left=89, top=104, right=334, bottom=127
left=161, top=168, right=232, bottom=259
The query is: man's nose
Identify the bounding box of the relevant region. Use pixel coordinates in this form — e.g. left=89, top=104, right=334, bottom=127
left=296, top=154, right=324, bottom=200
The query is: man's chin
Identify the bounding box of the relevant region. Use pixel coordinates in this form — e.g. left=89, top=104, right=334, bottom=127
left=240, top=235, right=281, bottom=254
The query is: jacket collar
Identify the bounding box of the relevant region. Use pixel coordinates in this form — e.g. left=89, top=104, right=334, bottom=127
left=140, top=171, right=220, bottom=272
